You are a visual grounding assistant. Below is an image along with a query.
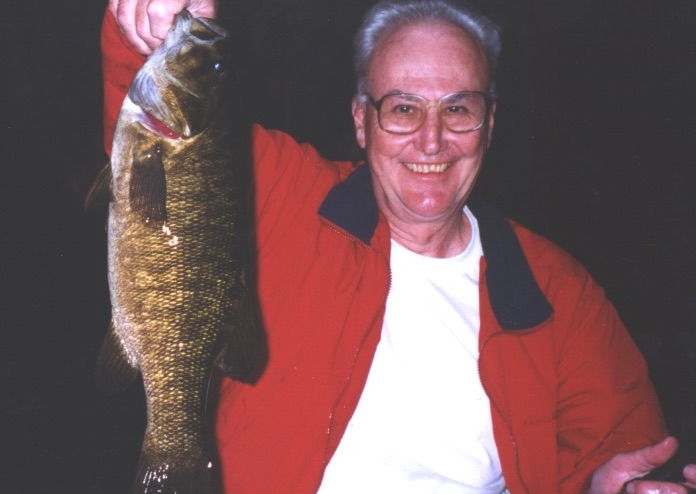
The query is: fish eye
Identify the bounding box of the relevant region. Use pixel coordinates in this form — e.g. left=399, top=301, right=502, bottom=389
left=213, top=61, right=225, bottom=73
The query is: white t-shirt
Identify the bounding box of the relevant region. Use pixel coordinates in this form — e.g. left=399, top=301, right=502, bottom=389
left=317, top=208, right=508, bottom=494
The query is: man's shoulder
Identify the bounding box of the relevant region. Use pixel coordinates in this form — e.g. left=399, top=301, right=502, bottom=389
left=508, top=220, right=595, bottom=289
left=506, top=219, right=619, bottom=328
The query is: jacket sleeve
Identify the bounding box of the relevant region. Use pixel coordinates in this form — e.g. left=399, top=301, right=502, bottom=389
left=100, top=8, right=146, bottom=155
left=552, top=264, right=667, bottom=493
left=524, top=233, right=668, bottom=493
left=481, top=226, right=669, bottom=494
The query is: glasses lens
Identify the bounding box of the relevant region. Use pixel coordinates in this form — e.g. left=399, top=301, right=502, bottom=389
left=374, top=92, right=488, bottom=134
left=378, top=94, right=426, bottom=134
left=440, top=92, right=487, bottom=132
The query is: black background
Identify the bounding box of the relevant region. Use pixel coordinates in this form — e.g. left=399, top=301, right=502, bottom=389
left=2, top=0, right=696, bottom=492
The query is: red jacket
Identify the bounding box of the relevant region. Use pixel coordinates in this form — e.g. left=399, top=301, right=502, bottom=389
left=101, top=10, right=667, bottom=494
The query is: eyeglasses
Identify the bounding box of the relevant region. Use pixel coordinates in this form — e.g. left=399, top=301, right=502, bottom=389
left=367, top=91, right=491, bottom=135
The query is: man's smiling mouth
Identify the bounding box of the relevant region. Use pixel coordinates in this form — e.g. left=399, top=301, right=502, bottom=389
left=403, top=162, right=452, bottom=173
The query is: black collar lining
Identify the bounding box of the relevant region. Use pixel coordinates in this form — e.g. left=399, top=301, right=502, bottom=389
left=318, top=164, right=553, bottom=330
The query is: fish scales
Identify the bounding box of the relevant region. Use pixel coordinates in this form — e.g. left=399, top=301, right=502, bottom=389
left=111, top=130, right=240, bottom=459
left=90, top=10, right=266, bottom=494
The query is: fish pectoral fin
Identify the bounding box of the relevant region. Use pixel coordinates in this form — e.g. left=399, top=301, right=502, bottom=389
left=216, top=295, right=268, bottom=384
left=129, top=144, right=167, bottom=227
left=93, top=323, right=138, bottom=395
left=84, top=162, right=113, bottom=214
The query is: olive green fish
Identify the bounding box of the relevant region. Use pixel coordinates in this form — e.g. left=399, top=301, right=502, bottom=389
left=88, top=11, right=266, bottom=494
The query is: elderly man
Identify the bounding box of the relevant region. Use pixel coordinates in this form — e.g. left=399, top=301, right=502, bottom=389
left=102, top=0, right=696, bottom=492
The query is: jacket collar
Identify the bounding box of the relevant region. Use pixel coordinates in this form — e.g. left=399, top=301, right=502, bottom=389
left=318, top=164, right=553, bottom=330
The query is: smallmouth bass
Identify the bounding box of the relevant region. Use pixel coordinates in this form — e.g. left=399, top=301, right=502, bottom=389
left=87, top=10, right=266, bottom=494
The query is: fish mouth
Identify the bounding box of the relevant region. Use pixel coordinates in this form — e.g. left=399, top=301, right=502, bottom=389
left=141, top=110, right=184, bottom=140
left=403, top=162, right=452, bottom=173
left=127, top=10, right=225, bottom=141
left=128, top=73, right=190, bottom=140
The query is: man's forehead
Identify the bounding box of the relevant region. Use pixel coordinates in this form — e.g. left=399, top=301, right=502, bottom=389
left=366, top=20, right=490, bottom=95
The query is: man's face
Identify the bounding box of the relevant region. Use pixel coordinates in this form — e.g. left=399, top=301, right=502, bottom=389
left=353, top=21, right=495, bottom=230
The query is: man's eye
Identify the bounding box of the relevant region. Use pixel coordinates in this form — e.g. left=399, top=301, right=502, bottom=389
left=393, top=104, right=416, bottom=114
left=444, top=105, right=469, bottom=114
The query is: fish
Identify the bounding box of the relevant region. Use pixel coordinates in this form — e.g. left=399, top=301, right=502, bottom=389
left=87, top=10, right=267, bottom=494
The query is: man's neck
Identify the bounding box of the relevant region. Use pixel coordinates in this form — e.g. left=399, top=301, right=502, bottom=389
left=387, top=210, right=472, bottom=258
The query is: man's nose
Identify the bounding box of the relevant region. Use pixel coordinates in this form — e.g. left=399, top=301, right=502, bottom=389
left=417, top=107, right=444, bottom=154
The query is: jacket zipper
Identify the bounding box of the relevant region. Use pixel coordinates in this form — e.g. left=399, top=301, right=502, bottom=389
left=314, top=223, right=392, bottom=494
left=478, top=331, right=531, bottom=494
left=317, top=220, right=529, bottom=493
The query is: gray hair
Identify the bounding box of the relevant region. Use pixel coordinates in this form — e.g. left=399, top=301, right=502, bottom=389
left=354, top=0, right=501, bottom=100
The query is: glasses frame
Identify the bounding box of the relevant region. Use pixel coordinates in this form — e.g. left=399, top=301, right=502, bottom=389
left=366, top=90, right=493, bottom=135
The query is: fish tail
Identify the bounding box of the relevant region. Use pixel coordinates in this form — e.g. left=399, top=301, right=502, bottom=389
left=134, top=451, right=220, bottom=494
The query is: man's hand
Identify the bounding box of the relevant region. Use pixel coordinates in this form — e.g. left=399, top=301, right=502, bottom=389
left=109, top=0, right=217, bottom=55
left=589, top=436, right=696, bottom=493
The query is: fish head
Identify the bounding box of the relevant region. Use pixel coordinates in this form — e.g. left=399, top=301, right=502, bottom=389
left=128, top=10, right=233, bottom=140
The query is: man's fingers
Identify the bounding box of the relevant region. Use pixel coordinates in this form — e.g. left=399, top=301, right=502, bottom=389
left=187, top=0, right=217, bottom=18
left=147, top=0, right=185, bottom=40
left=109, top=0, right=166, bottom=55
left=625, top=479, right=690, bottom=494
left=110, top=0, right=149, bottom=55
left=145, top=0, right=217, bottom=40
left=108, top=0, right=217, bottom=55
left=134, top=0, right=160, bottom=53
left=684, top=465, right=696, bottom=486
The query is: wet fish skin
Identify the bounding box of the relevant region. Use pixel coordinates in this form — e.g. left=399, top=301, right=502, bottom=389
left=92, top=10, right=265, bottom=494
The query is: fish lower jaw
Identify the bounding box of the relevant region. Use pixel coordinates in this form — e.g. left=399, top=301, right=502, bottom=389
left=123, top=96, right=185, bottom=141
left=403, top=162, right=452, bottom=173
left=141, top=110, right=186, bottom=141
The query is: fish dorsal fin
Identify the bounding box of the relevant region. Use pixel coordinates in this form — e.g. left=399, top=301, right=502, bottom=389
left=84, top=162, right=113, bottom=213
left=129, top=145, right=167, bottom=227
left=94, top=323, right=138, bottom=395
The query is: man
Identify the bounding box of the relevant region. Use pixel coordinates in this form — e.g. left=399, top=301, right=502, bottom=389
left=102, top=0, right=696, bottom=492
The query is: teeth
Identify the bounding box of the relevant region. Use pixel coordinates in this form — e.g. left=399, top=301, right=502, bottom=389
left=404, top=162, right=451, bottom=173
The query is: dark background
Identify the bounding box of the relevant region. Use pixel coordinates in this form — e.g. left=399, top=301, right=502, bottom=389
left=2, top=0, right=695, bottom=492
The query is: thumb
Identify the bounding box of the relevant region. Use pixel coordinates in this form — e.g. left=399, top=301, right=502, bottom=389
left=186, top=0, right=217, bottom=19
left=147, top=0, right=217, bottom=40
left=589, top=437, right=679, bottom=494
left=628, top=436, right=680, bottom=474
left=146, top=0, right=189, bottom=40
left=617, top=437, right=679, bottom=480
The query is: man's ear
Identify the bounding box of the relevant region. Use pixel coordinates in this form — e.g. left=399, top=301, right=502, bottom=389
left=486, top=100, right=496, bottom=148
left=352, top=96, right=367, bottom=149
